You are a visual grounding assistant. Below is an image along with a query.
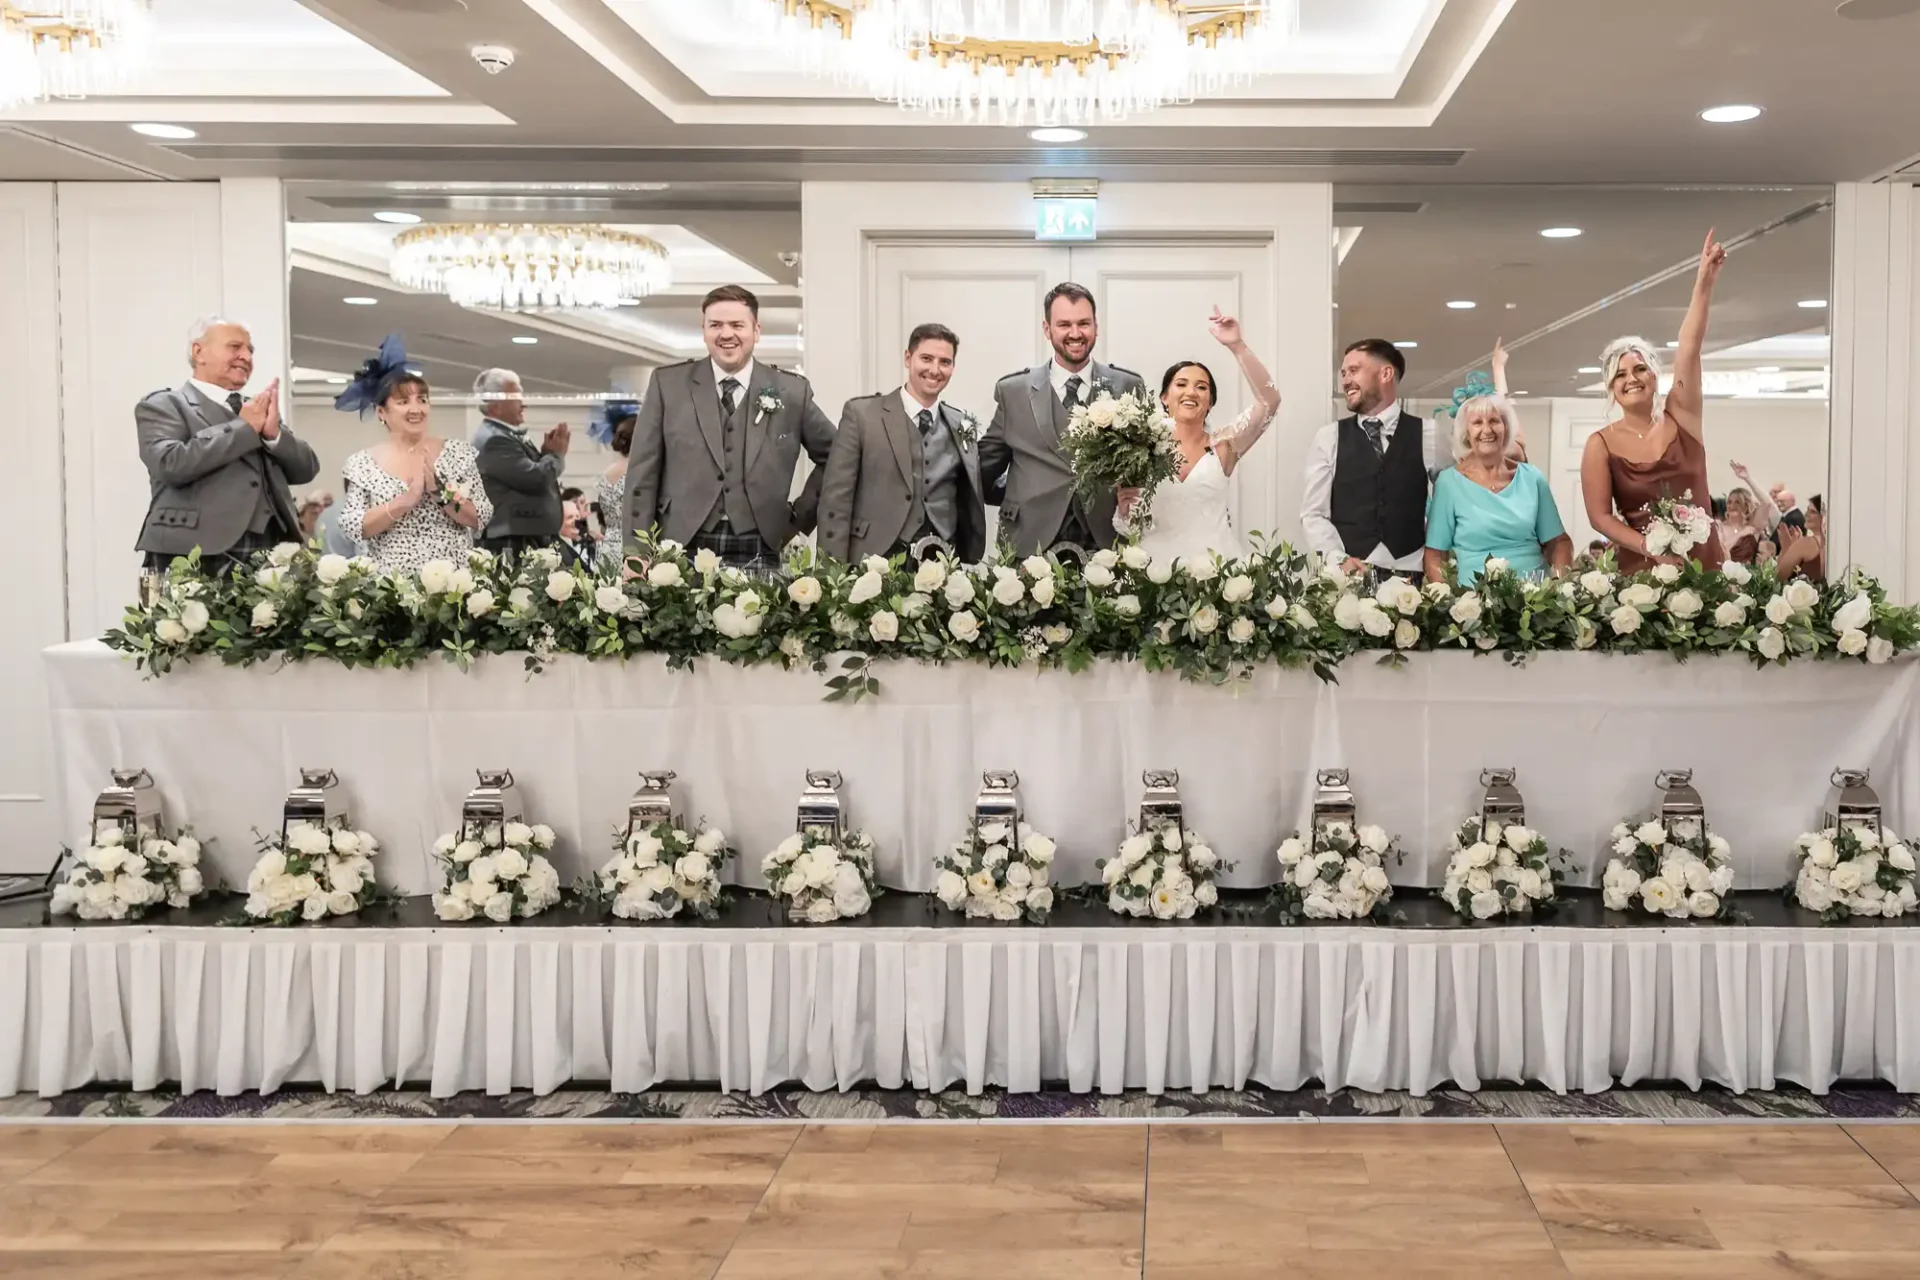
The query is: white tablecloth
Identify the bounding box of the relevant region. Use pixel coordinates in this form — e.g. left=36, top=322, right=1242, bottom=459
left=43, top=641, right=1920, bottom=895
left=5, top=923, right=1917, bottom=1098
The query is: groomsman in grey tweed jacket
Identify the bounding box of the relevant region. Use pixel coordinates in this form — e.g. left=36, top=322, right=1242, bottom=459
left=977, top=282, right=1144, bottom=556
left=624, top=285, right=836, bottom=571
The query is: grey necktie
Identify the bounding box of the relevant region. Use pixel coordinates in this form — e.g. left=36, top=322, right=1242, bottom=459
left=226, top=392, right=245, bottom=416
left=915, top=408, right=934, bottom=438
left=1362, top=417, right=1385, bottom=455
left=719, top=376, right=740, bottom=418
left=1063, top=375, right=1084, bottom=412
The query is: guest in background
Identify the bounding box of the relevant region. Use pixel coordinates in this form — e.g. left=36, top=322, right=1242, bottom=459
left=316, top=501, right=359, bottom=559
left=1486, top=338, right=1531, bottom=462
left=625, top=285, right=837, bottom=572
left=472, top=367, right=568, bottom=559
left=819, top=322, right=987, bottom=565
left=1714, top=459, right=1786, bottom=564
left=977, top=282, right=1146, bottom=555
left=1424, top=393, right=1571, bottom=586
left=558, top=487, right=597, bottom=569
left=297, top=491, right=333, bottom=541
left=134, top=315, right=319, bottom=574
left=1775, top=508, right=1826, bottom=579
left=1587, top=538, right=1609, bottom=557
left=1580, top=229, right=1728, bottom=573
left=589, top=398, right=640, bottom=568
left=333, top=335, right=489, bottom=577
left=1300, top=338, right=1439, bottom=578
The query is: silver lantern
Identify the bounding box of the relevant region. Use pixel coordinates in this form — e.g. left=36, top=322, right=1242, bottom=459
left=626, top=770, right=679, bottom=839
left=1824, top=768, right=1883, bottom=840
left=281, top=768, right=346, bottom=841
left=1655, top=769, right=1707, bottom=841
left=460, top=769, right=523, bottom=841
left=1479, top=768, right=1526, bottom=843
left=973, top=770, right=1024, bottom=853
left=1138, top=769, right=1183, bottom=835
left=797, top=770, right=846, bottom=841
left=92, top=768, right=164, bottom=847
left=1312, top=768, right=1358, bottom=840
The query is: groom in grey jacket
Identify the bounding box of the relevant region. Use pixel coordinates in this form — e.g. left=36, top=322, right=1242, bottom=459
left=977, top=282, right=1144, bottom=556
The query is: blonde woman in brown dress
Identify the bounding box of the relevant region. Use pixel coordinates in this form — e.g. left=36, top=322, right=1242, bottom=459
left=1580, top=229, right=1729, bottom=573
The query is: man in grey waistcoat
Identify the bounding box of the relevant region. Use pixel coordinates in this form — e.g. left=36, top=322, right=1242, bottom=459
left=818, top=322, right=987, bottom=565
left=977, top=282, right=1145, bottom=557
left=625, top=285, right=837, bottom=572
left=471, top=367, right=569, bottom=559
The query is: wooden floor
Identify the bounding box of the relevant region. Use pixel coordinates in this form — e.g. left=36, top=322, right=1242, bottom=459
left=4, top=1121, right=1920, bottom=1278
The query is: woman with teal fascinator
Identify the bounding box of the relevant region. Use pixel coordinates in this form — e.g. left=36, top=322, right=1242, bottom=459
left=1424, top=341, right=1571, bottom=586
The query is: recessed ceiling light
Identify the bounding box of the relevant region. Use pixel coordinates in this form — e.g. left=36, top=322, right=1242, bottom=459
left=1799, top=299, right=1829, bottom=309
left=1393, top=341, right=1418, bottom=349
left=130, top=123, right=196, bottom=140
left=1540, top=227, right=1583, bottom=239
left=373, top=211, right=421, bottom=225
left=342, top=296, right=378, bottom=306
left=1700, top=104, right=1763, bottom=123
left=1446, top=300, right=1477, bottom=310
left=1029, top=127, right=1087, bottom=143
left=1578, top=366, right=1602, bottom=374
left=1511, top=390, right=1530, bottom=396
left=511, top=335, right=539, bottom=345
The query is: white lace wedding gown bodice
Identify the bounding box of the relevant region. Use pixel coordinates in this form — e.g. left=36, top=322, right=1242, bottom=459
left=1134, top=449, right=1249, bottom=565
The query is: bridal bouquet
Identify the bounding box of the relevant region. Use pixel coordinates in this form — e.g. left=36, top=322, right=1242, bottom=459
left=243, top=821, right=381, bottom=925
left=51, top=822, right=207, bottom=921
left=1272, top=823, right=1397, bottom=922
left=432, top=820, right=563, bottom=922
left=596, top=819, right=734, bottom=921
left=1100, top=823, right=1223, bottom=920
left=1792, top=824, right=1918, bottom=921
left=1440, top=816, right=1564, bottom=920
left=1058, top=386, right=1178, bottom=532
left=933, top=820, right=1058, bottom=923
left=1601, top=815, right=1734, bottom=918
left=1639, top=492, right=1713, bottom=560
left=762, top=829, right=878, bottom=923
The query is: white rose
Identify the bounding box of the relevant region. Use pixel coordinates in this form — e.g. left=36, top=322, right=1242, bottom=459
left=251, top=600, right=278, bottom=630
left=943, top=573, right=976, bottom=607
left=1004, top=862, right=1033, bottom=890
left=1643, top=523, right=1673, bottom=557
left=1470, top=890, right=1505, bottom=920
left=1009, top=554, right=1046, bottom=583
left=1190, top=604, right=1220, bottom=636
left=1712, top=600, right=1745, bottom=628
left=543, top=570, right=576, bottom=602
left=1114, top=594, right=1141, bottom=618
left=848, top=570, right=886, bottom=606
left=934, top=869, right=969, bottom=910
left=1757, top=626, right=1786, bottom=661
left=1868, top=636, right=1896, bottom=665
left=446, top=568, right=475, bottom=597
left=1376, top=578, right=1421, bottom=616
left=1182, top=555, right=1220, bottom=584
left=174, top=599, right=212, bottom=636
left=868, top=610, right=900, bottom=643
left=1619, top=583, right=1660, bottom=609
left=1764, top=594, right=1794, bottom=626
left=947, top=609, right=981, bottom=642
left=1830, top=861, right=1865, bottom=893
left=1573, top=619, right=1597, bottom=650
left=1688, top=891, right=1720, bottom=918
left=1449, top=592, right=1483, bottom=625
left=591, top=584, right=626, bottom=614
left=1359, top=604, right=1394, bottom=638
left=1042, top=622, right=1071, bottom=646
left=1647, top=563, right=1680, bottom=585
left=787, top=575, right=823, bottom=608
left=910, top=560, right=948, bottom=593
left=1357, top=826, right=1390, bottom=855
left=1146, top=558, right=1174, bottom=585
left=434, top=894, right=475, bottom=922
left=507, top=586, right=534, bottom=613
left=1361, top=866, right=1391, bottom=895
left=1666, top=589, right=1702, bottom=620
left=1609, top=605, right=1642, bottom=636
left=1632, top=821, right=1666, bottom=847
left=1393, top=619, right=1419, bottom=649
left=1838, top=629, right=1869, bottom=657
left=1831, top=592, right=1873, bottom=634
left=1639, top=877, right=1678, bottom=912
left=641, top=562, right=680, bottom=591
left=1484, top=558, right=1510, bottom=577
left=1465, top=868, right=1494, bottom=894
left=1221, top=574, right=1255, bottom=604
left=1228, top=617, right=1257, bottom=645
left=1028, top=575, right=1058, bottom=607
left=1260, top=597, right=1288, bottom=624
left=1579, top=570, right=1612, bottom=598
left=254, top=564, right=285, bottom=591
left=459, top=588, right=496, bottom=619
left=1081, top=563, right=1115, bottom=590
left=681, top=547, right=717, bottom=578
left=417, top=559, right=456, bottom=595
left=1332, top=594, right=1363, bottom=631
left=1111, top=545, right=1148, bottom=573
left=154, top=617, right=188, bottom=645
left=1890, top=844, right=1916, bottom=873
left=1277, top=837, right=1306, bottom=866
left=1784, top=579, right=1820, bottom=614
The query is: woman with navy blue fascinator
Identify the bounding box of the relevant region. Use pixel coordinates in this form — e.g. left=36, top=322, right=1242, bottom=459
left=332, top=332, right=494, bottom=576
left=589, top=396, right=642, bottom=567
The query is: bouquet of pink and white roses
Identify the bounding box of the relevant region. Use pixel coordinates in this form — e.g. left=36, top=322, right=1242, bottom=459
left=1639, top=492, right=1713, bottom=560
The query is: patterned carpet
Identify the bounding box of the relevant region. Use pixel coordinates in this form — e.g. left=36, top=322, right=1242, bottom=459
left=5, top=1082, right=1917, bottom=1123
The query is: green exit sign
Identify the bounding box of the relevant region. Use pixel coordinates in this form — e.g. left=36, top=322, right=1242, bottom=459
left=1035, top=197, right=1097, bottom=242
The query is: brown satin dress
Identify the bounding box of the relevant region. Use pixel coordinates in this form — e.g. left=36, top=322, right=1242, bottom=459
left=1600, top=418, right=1725, bottom=573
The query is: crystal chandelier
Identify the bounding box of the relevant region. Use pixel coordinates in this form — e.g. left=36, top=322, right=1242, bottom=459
left=0, top=1, right=152, bottom=111
left=390, top=224, right=673, bottom=312
left=739, top=0, right=1297, bottom=124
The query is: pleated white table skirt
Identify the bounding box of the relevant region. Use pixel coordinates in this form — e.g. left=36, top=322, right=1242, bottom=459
left=5, top=923, right=1918, bottom=1100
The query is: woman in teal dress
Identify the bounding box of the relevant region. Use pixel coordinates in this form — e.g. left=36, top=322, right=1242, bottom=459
left=1425, top=393, right=1573, bottom=586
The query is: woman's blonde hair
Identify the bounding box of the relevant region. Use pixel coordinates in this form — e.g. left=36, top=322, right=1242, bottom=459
left=1450, top=394, right=1519, bottom=461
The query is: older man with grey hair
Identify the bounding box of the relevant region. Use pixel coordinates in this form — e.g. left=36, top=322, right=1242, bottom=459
left=135, top=315, right=319, bottom=574
left=471, top=366, right=569, bottom=558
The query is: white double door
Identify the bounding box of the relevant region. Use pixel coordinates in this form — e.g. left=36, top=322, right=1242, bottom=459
left=869, top=240, right=1279, bottom=546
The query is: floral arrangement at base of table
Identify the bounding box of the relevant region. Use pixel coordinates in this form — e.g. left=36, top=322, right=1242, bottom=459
left=50, top=822, right=207, bottom=921
left=1440, top=816, right=1565, bottom=921
left=1272, top=823, right=1398, bottom=922
left=762, top=829, right=878, bottom=923
left=592, top=819, right=734, bottom=921
left=431, top=820, right=563, bottom=922
left=105, top=539, right=1920, bottom=691
left=1600, top=816, right=1734, bottom=919
left=1791, top=823, right=1919, bottom=922
left=933, top=821, right=1058, bottom=923
left=1099, top=823, right=1224, bottom=920
left=242, top=820, right=381, bottom=925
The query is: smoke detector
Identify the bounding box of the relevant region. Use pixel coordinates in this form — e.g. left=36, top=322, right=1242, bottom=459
left=471, top=45, right=515, bottom=75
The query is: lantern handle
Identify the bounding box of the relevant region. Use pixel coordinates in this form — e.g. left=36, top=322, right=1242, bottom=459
left=1479, top=767, right=1516, bottom=787
left=476, top=768, right=515, bottom=788
left=1315, top=767, right=1350, bottom=788
left=1142, top=768, right=1180, bottom=788
left=1655, top=768, right=1693, bottom=789
left=982, top=769, right=1019, bottom=790
left=297, top=767, right=339, bottom=789
left=109, top=767, right=154, bottom=789
left=638, top=768, right=678, bottom=788
left=804, top=769, right=844, bottom=791
left=1832, top=767, right=1870, bottom=787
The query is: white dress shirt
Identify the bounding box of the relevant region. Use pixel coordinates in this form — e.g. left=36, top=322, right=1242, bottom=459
left=1048, top=359, right=1094, bottom=403
left=711, top=358, right=756, bottom=407
left=901, top=387, right=943, bottom=422
left=1298, top=400, right=1441, bottom=571
left=191, top=378, right=285, bottom=450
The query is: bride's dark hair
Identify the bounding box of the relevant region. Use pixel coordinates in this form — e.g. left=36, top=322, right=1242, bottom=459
left=1160, top=360, right=1217, bottom=413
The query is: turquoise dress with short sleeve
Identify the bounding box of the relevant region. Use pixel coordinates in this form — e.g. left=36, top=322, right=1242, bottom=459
left=1425, top=462, right=1566, bottom=586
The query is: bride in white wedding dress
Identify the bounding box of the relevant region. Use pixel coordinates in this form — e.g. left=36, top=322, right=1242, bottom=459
left=1116, top=308, right=1282, bottom=565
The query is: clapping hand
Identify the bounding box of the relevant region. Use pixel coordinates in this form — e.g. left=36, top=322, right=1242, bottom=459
left=396, top=448, right=432, bottom=510
left=1206, top=306, right=1244, bottom=350
left=239, top=379, right=281, bottom=439
left=541, top=421, right=572, bottom=457
left=1697, top=227, right=1728, bottom=288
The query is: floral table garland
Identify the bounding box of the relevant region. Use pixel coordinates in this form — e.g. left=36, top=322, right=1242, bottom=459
left=594, top=819, right=734, bottom=921
left=1791, top=824, right=1918, bottom=920
left=1439, top=817, right=1566, bottom=920
left=1273, top=823, right=1399, bottom=921
left=51, top=822, right=207, bottom=921
left=431, top=820, right=563, bottom=921
left=108, top=540, right=1920, bottom=691
left=934, top=820, right=1059, bottom=923
left=243, top=820, right=381, bottom=924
